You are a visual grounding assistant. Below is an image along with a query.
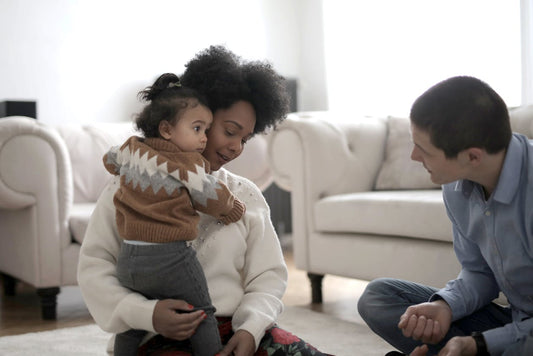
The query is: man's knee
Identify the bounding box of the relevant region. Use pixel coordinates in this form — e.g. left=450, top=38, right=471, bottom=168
left=358, top=278, right=397, bottom=320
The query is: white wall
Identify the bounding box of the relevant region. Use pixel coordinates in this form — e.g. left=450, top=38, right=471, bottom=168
left=323, top=1, right=524, bottom=117
left=0, top=0, right=327, bottom=125
left=522, top=0, right=533, bottom=104
left=258, top=0, right=328, bottom=112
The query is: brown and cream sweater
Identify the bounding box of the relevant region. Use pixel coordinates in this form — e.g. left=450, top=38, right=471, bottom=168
left=103, top=136, right=245, bottom=243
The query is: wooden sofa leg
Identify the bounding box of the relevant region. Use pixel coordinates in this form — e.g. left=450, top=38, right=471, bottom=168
left=37, top=287, right=60, bottom=320
left=307, top=273, right=324, bottom=303
left=1, top=273, right=17, bottom=296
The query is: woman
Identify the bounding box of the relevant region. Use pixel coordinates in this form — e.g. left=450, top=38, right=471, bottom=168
left=78, top=45, right=331, bottom=356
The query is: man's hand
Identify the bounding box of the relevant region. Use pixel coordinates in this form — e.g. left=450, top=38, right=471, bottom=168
left=435, top=336, right=477, bottom=356
left=409, top=336, right=476, bottom=356
left=152, top=299, right=206, bottom=340
left=219, top=329, right=256, bottom=356
left=398, top=300, right=452, bottom=344
left=410, top=344, right=429, bottom=356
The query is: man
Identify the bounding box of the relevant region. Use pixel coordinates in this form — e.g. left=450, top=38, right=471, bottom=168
left=357, top=76, right=533, bottom=356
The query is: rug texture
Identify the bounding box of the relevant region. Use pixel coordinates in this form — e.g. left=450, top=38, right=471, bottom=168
left=0, top=306, right=392, bottom=356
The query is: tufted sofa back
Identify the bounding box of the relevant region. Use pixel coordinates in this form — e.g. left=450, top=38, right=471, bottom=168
left=55, top=123, right=137, bottom=203
left=54, top=121, right=273, bottom=205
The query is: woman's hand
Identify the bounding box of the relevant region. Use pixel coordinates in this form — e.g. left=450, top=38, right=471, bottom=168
left=219, top=329, right=256, bottom=356
left=152, top=299, right=205, bottom=340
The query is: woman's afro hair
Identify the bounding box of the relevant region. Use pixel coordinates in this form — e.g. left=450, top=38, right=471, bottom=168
left=180, top=45, right=290, bottom=134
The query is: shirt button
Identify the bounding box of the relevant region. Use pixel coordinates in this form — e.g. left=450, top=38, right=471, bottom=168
left=485, top=211, right=491, bottom=216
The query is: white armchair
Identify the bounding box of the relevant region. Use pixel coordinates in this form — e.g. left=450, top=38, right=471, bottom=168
left=0, top=117, right=134, bottom=319
left=0, top=116, right=272, bottom=319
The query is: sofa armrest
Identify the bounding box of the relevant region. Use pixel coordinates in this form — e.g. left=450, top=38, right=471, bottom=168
left=268, top=111, right=387, bottom=196
left=0, top=116, right=73, bottom=286
left=267, top=112, right=387, bottom=268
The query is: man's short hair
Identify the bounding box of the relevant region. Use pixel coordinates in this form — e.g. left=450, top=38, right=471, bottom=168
left=410, top=76, right=511, bottom=158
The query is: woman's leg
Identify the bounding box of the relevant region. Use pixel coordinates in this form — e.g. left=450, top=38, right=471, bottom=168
left=138, top=317, right=334, bottom=356
left=358, top=278, right=512, bottom=355
left=256, top=325, right=333, bottom=356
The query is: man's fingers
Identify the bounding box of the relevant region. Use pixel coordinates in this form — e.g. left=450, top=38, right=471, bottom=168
left=410, top=344, right=429, bottom=356
left=430, top=320, right=442, bottom=344
left=412, top=315, right=427, bottom=340
left=420, top=318, right=434, bottom=343
left=398, top=313, right=409, bottom=329
left=402, top=314, right=418, bottom=337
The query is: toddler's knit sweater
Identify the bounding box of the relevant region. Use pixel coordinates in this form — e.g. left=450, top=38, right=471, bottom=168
left=103, top=136, right=245, bottom=243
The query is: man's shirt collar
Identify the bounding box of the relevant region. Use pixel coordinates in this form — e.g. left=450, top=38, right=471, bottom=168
left=452, top=134, right=523, bottom=204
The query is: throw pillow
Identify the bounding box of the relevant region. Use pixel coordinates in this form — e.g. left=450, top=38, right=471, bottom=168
left=374, top=116, right=440, bottom=190
left=509, top=104, right=533, bottom=136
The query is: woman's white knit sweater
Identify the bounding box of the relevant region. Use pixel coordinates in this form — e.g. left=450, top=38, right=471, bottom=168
left=77, top=168, right=288, bottom=353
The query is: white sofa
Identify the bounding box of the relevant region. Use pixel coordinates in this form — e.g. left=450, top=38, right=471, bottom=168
left=0, top=116, right=272, bottom=319
left=267, top=105, right=533, bottom=303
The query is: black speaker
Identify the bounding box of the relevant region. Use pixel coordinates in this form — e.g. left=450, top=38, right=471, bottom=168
left=0, top=101, right=37, bottom=119
left=285, top=79, right=298, bottom=112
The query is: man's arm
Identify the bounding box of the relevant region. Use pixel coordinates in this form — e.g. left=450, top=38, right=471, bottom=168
left=435, top=225, right=499, bottom=319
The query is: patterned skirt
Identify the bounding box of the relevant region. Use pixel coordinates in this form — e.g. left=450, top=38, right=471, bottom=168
left=137, top=317, right=334, bottom=356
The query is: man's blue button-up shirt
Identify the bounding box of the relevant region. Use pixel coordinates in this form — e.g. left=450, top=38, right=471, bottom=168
left=436, top=133, right=533, bottom=355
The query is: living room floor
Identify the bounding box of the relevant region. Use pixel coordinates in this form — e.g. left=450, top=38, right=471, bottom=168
left=0, top=235, right=369, bottom=336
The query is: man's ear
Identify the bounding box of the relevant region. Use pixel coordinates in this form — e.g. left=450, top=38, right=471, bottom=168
left=466, top=147, right=484, bottom=167
left=159, top=120, right=172, bottom=140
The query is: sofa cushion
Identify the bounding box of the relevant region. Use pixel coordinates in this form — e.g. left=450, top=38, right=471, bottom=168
left=55, top=123, right=137, bottom=204
left=509, top=105, right=533, bottom=137
left=314, top=190, right=452, bottom=243
left=69, top=203, right=97, bottom=244
left=375, top=116, right=440, bottom=190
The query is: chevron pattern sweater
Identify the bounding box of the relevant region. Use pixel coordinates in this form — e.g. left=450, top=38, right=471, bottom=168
left=103, top=136, right=245, bottom=243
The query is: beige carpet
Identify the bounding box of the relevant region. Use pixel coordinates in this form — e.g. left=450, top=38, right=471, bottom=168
left=0, top=306, right=392, bottom=355
left=277, top=305, right=392, bottom=355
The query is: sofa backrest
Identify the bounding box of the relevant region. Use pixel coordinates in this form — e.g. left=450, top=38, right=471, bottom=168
left=55, top=121, right=274, bottom=204
left=373, top=105, right=533, bottom=191
left=55, top=122, right=138, bottom=203
left=509, top=105, right=533, bottom=138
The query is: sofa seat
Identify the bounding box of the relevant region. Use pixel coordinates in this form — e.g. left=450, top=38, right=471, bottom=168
left=315, top=190, right=451, bottom=243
